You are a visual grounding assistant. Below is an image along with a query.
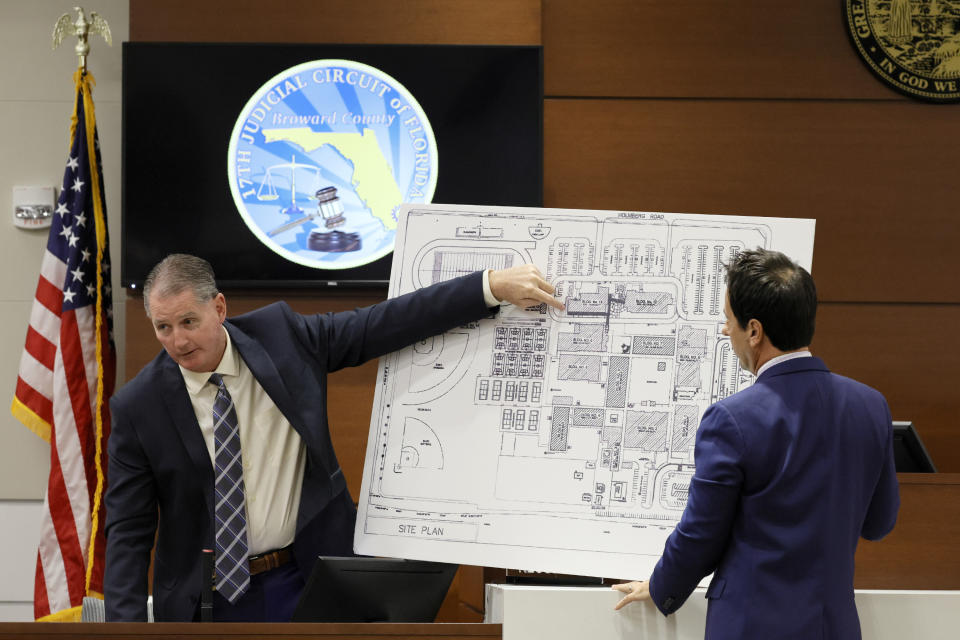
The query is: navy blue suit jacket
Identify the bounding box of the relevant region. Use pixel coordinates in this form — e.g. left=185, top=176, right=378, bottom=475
left=104, top=272, right=490, bottom=621
left=649, top=356, right=899, bottom=640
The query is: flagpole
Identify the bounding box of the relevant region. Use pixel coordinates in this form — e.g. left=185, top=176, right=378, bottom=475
left=58, top=6, right=114, bottom=607
left=80, top=67, right=109, bottom=601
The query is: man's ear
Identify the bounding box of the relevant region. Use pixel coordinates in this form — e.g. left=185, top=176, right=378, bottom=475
left=747, top=318, right=763, bottom=347
left=214, top=292, right=227, bottom=323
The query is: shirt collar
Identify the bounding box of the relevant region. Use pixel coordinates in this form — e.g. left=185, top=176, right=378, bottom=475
left=180, top=326, right=239, bottom=395
left=755, top=349, right=812, bottom=378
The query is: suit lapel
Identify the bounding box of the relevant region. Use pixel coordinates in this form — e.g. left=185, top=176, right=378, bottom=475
left=158, top=357, right=214, bottom=516
left=225, top=322, right=303, bottom=437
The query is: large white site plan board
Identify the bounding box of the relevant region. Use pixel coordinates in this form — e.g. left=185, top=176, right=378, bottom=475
left=355, top=204, right=815, bottom=580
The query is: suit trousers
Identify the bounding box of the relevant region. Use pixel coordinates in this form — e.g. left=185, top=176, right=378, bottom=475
left=206, top=561, right=304, bottom=622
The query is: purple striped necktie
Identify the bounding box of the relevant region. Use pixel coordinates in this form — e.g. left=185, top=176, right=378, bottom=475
left=209, top=373, right=250, bottom=603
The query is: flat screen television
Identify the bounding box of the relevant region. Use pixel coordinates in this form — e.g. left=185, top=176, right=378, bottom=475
left=892, top=421, right=937, bottom=472
left=121, top=42, right=543, bottom=289
left=291, top=556, right=457, bottom=623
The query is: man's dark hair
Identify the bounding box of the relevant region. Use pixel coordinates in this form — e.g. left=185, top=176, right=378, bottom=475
left=725, top=248, right=817, bottom=350
left=143, top=254, right=220, bottom=318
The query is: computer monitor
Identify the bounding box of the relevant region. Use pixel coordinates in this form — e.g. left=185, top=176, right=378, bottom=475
left=892, top=421, right=937, bottom=473
left=291, top=557, right=457, bottom=623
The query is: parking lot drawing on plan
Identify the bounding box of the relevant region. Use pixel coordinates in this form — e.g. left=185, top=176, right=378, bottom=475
left=355, top=204, right=815, bottom=580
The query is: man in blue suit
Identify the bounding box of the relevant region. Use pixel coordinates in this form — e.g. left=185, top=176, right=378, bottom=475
left=613, top=249, right=899, bottom=639
left=105, top=253, right=562, bottom=622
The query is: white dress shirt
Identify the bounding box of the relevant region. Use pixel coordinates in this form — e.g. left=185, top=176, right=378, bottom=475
left=755, top=349, right=813, bottom=378
left=180, top=329, right=305, bottom=556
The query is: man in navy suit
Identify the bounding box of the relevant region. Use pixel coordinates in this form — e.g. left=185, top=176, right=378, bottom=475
left=105, top=253, right=562, bottom=622
left=613, top=249, right=899, bottom=639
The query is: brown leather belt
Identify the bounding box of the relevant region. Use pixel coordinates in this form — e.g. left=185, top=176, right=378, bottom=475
left=247, top=546, right=293, bottom=576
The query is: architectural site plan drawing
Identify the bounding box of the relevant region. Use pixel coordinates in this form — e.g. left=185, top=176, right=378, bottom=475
left=355, top=204, right=815, bottom=580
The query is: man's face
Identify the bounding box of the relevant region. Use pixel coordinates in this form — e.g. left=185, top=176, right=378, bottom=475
left=148, top=289, right=227, bottom=373
left=722, top=293, right=756, bottom=374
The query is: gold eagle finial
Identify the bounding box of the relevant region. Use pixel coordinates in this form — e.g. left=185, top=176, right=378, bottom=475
left=52, top=7, right=112, bottom=73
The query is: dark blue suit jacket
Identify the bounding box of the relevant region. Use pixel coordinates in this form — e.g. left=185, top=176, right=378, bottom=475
left=649, top=356, right=899, bottom=640
left=104, top=272, right=490, bottom=621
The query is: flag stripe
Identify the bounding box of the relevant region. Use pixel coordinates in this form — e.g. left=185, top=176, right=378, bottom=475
left=36, top=274, right=65, bottom=317
left=17, top=337, right=54, bottom=391
left=18, top=342, right=54, bottom=393
left=64, top=309, right=101, bottom=515
left=74, top=306, right=99, bottom=416
left=53, top=345, right=93, bottom=567
left=25, top=325, right=58, bottom=370
left=36, top=496, right=63, bottom=617
left=40, top=246, right=68, bottom=287
left=34, top=550, right=50, bottom=618
left=43, top=443, right=85, bottom=609
left=29, top=281, right=63, bottom=346
left=14, top=377, right=54, bottom=426
left=60, top=311, right=95, bottom=466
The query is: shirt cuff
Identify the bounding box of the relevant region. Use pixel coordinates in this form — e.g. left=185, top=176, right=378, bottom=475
left=482, top=269, right=500, bottom=308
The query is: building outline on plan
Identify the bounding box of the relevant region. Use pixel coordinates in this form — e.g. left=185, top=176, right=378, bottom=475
left=355, top=204, right=815, bottom=579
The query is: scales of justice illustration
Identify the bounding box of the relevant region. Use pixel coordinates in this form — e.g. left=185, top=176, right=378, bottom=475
left=257, top=155, right=361, bottom=253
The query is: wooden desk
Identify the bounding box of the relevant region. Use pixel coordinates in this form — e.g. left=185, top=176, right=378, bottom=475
left=0, top=622, right=501, bottom=640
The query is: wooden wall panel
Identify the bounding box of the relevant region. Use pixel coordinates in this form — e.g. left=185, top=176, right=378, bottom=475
left=543, top=0, right=898, bottom=99
left=855, top=474, right=960, bottom=589
left=543, top=98, right=960, bottom=304
left=814, top=303, right=960, bottom=473
left=130, top=0, right=541, bottom=45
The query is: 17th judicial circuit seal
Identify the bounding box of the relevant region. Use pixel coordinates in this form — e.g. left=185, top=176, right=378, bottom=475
left=845, top=0, right=960, bottom=102
left=227, top=60, right=438, bottom=269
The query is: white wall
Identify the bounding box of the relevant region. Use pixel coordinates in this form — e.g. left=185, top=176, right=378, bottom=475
left=0, top=0, right=128, bottom=620
left=0, top=502, right=45, bottom=621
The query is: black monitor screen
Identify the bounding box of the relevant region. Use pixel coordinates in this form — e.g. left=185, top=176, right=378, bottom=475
left=121, top=42, right=543, bottom=289
left=892, top=421, right=937, bottom=473
left=291, top=556, right=457, bottom=623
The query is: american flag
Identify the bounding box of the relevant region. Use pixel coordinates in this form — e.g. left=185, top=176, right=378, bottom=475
left=11, top=71, right=116, bottom=621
